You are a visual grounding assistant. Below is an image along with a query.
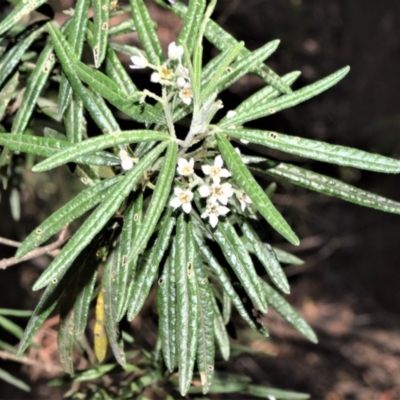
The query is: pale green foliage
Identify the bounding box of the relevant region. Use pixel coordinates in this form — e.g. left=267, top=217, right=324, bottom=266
left=0, top=0, right=399, bottom=398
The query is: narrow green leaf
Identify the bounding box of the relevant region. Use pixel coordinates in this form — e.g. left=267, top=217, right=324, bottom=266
left=0, top=0, right=47, bottom=36
left=0, top=309, right=32, bottom=318
left=175, top=215, right=198, bottom=396
left=228, top=129, right=400, bottom=173
left=129, top=0, right=164, bottom=65
left=263, top=281, right=318, bottom=343
left=58, top=0, right=91, bottom=116
left=65, top=96, right=85, bottom=143
left=127, top=214, right=175, bottom=321
left=216, top=133, right=299, bottom=245
left=125, top=141, right=178, bottom=267
left=177, top=0, right=206, bottom=55
left=105, top=48, right=137, bottom=94
left=102, top=247, right=126, bottom=366
left=58, top=282, right=77, bottom=375
left=213, top=220, right=267, bottom=313
left=32, top=142, right=168, bottom=291
left=0, top=367, right=30, bottom=392
left=108, top=18, right=136, bottom=37
left=255, top=160, right=400, bottom=212
left=0, top=72, right=19, bottom=121
left=92, top=0, right=110, bottom=67
left=192, top=238, right=215, bottom=395
left=73, top=252, right=99, bottom=341
left=16, top=175, right=122, bottom=258
left=11, top=42, right=55, bottom=135
left=116, top=193, right=143, bottom=320
left=192, top=224, right=268, bottom=336
left=0, top=25, right=46, bottom=87
left=241, top=221, right=290, bottom=294
left=219, top=66, right=350, bottom=128
left=0, top=315, right=24, bottom=339
left=222, top=291, right=231, bottom=326
left=33, top=130, right=169, bottom=172
left=245, top=385, right=310, bottom=400
left=211, top=295, right=229, bottom=361
left=272, top=247, right=304, bottom=266
left=157, top=240, right=177, bottom=372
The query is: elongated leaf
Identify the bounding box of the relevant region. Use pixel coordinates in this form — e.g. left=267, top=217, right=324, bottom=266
left=94, top=290, right=108, bottom=363
left=33, top=130, right=169, bottom=172
left=0, top=25, right=46, bottom=87
left=65, top=96, right=85, bottom=143
left=192, top=220, right=268, bottom=336
left=272, top=246, right=304, bottom=265
left=0, top=309, right=31, bottom=317
left=241, top=221, right=290, bottom=294
left=0, top=315, right=24, bottom=339
left=219, top=66, right=350, bottom=128
left=32, top=142, right=168, bottom=291
left=0, top=72, right=19, bottom=120
left=228, top=129, right=400, bottom=173
left=58, top=284, right=77, bottom=375
left=108, top=18, right=136, bottom=37
left=192, top=240, right=215, bottom=394
left=157, top=240, right=177, bottom=372
left=102, top=247, right=126, bottom=366
left=129, top=0, right=163, bottom=65
left=211, top=295, right=229, bottom=361
left=127, top=214, right=175, bottom=320
left=177, top=0, right=206, bottom=55
left=11, top=43, right=55, bottom=133
left=105, top=48, right=137, bottom=95
left=213, top=220, right=267, bottom=313
left=254, top=161, right=400, bottom=212
left=222, top=291, right=231, bottom=326
left=0, top=0, right=47, bottom=36
left=245, top=386, right=310, bottom=400
left=175, top=215, right=198, bottom=396
left=216, top=133, right=299, bottom=245
left=263, top=281, right=318, bottom=343
left=16, top=175, right=121, bottom=258
left=116, top=193, right=143, bottom=320
left=0, top=367, right=30, bottom=392
left=126, top=141, right=178, bottom=267
left=58, top=0, right=91, bottom=116
left=92, top=0, right=110, bottom=67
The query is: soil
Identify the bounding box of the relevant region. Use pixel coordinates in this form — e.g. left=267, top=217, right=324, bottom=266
left=2, top=1, right=400, bottom=399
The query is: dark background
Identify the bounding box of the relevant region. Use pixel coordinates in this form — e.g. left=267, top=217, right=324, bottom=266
left=1, top=0, right=400, bottom=398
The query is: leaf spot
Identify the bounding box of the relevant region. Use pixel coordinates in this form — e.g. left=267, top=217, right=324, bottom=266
left=269, top=132, right=278, bottom=140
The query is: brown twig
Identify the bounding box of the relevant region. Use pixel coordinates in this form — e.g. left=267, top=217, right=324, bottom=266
left=0, top=227, right=70, bottom=270
left=0, top=237, right=21, bottom=247
left=0, top=350, right=64, bottom=374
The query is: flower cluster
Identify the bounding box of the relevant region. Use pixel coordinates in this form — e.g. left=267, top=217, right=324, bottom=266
left=129, top=42, right=193, bottom=106
left=170, top=155, right=252, bottom=227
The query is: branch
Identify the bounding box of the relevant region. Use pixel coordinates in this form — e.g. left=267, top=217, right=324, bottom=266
left=0, top=350, right=64, bottom=373
left=0, top=227, right=70, bottom=270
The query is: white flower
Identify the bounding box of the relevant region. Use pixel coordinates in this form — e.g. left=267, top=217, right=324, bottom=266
left=176, top=64, right=190, bottom=80
left=177, top=158, right=194, bottom=176
left=236, top=189, right=252, bottom=211
left=150, top=72, right=160, bottom=83
left=170, top=187, right=193, bottom=213
left=201, top=201, right=230, bottom=228
left=209, top=182, right=234, bottom=205
left=179, top=83, right=193, bottom=105
left=129, top=53, right=148, bottom=69
left=226, top=110, right=237, bottom=119
left=201, top=155, right=231, bottom=183
left=168, top=41, right=184, bottom=60
left=176, top=76, right=187, bottom=88
left=119, top=149, right=134, bottom=171
left=198, top=184, right=211, bottom=198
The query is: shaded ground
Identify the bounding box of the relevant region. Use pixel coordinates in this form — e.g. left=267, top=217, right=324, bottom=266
left=2, top=0, right=400, bottom=399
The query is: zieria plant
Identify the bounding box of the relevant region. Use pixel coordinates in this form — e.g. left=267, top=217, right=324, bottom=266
left=1, top=0, right=400, bottom=398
